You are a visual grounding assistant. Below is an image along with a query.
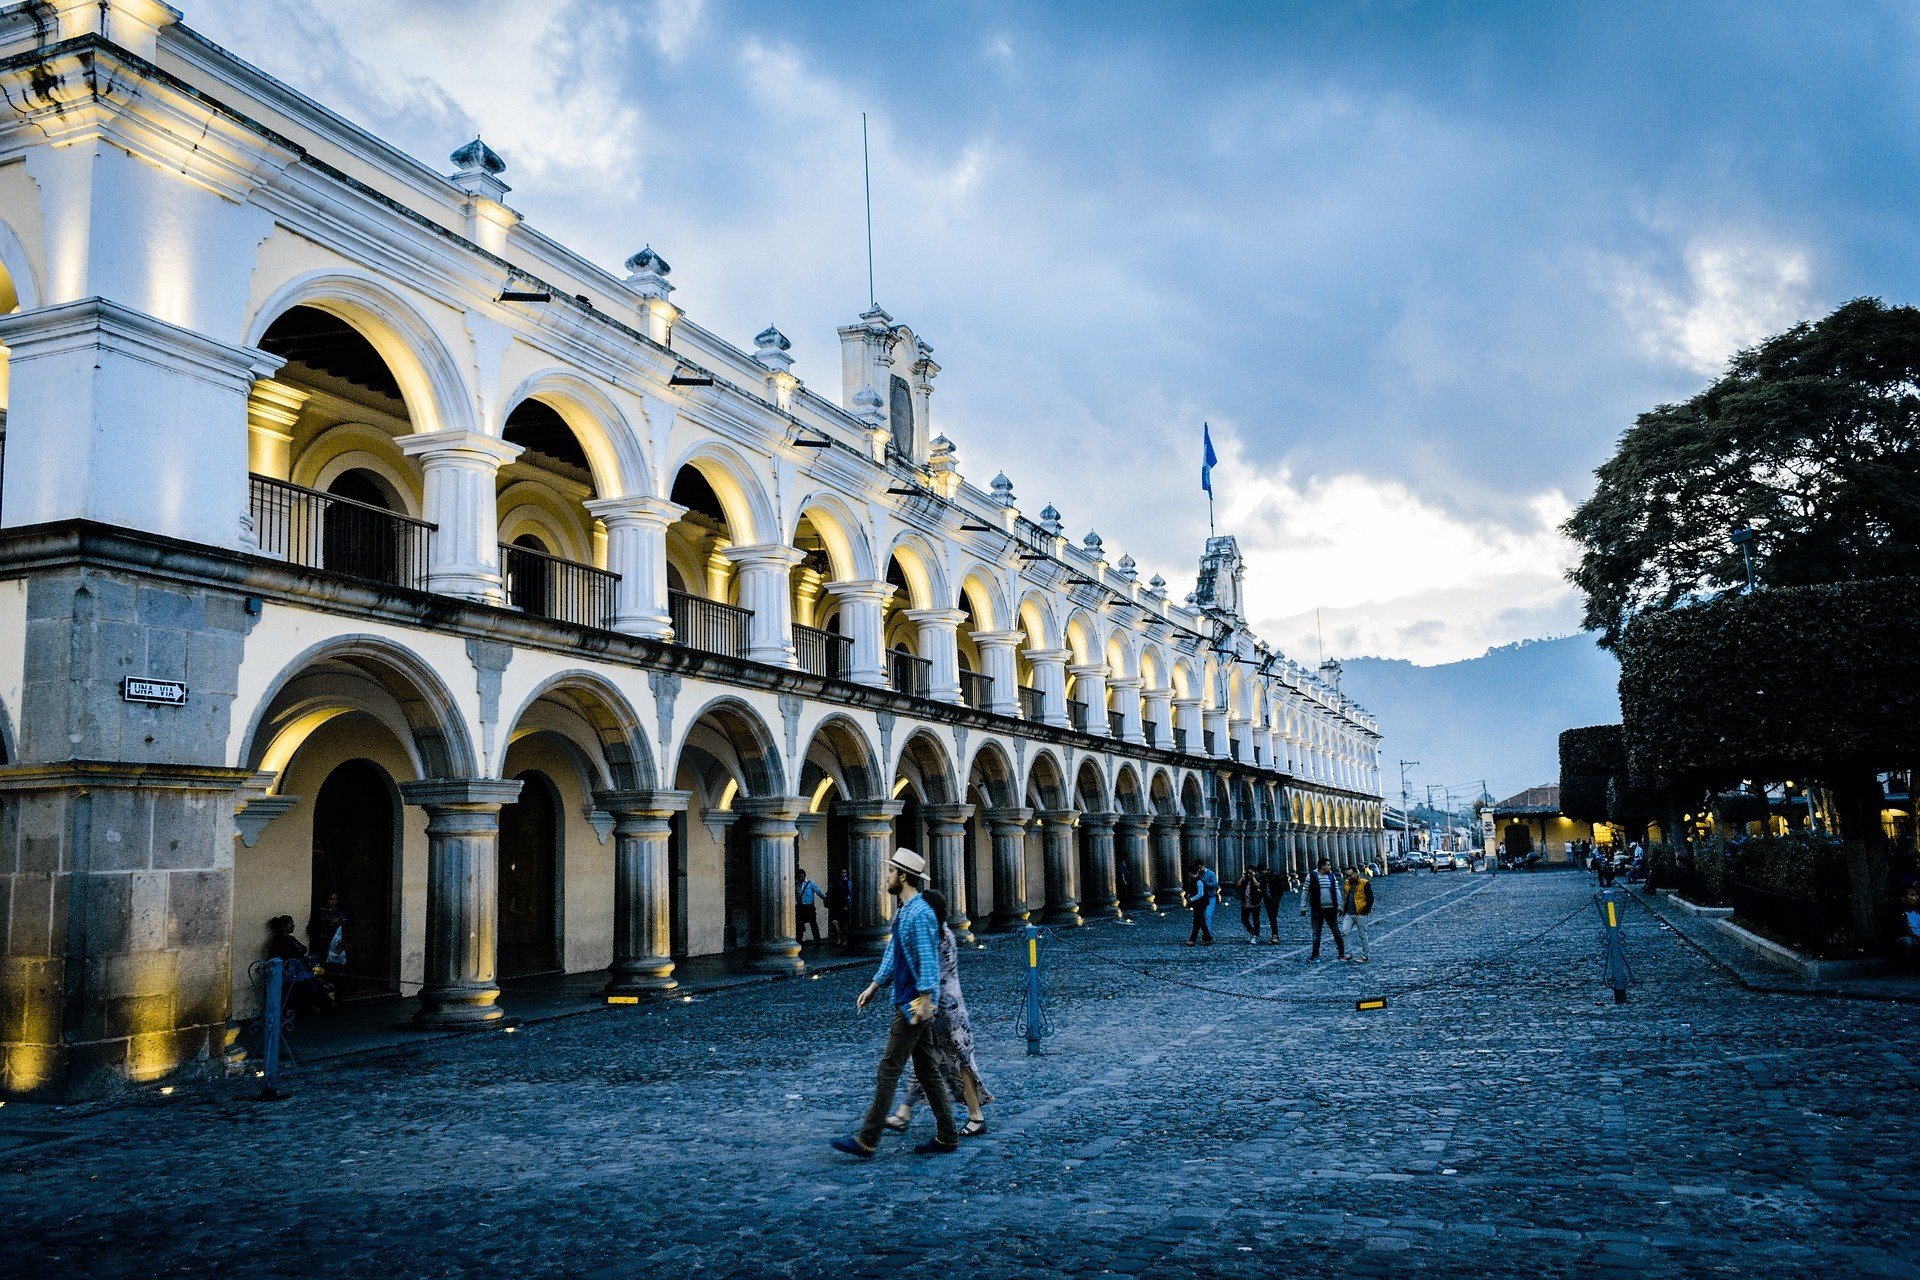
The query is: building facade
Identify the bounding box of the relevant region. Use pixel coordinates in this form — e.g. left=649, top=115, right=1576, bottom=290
left=0, top=2, right=1384, bottom=1100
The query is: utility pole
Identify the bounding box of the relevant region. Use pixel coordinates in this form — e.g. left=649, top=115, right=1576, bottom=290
left=1400, top=759, right=1418, bottom=856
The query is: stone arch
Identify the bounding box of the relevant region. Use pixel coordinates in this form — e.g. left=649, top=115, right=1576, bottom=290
left=893, top=728, right=960, bottom=805
left=1063, top=609, right=1102, bottom=667
left=1180, top=771, right=1207, bottom=821
left=789, top=491, right=877, bottom=583
left=885, top=530, right=952, bottom=611
left=1113, top=762, right=1147, bottom=816
left=1171, top=657, right=1197, bottom=701
left=955, top=565, right=1009, bottom=631
left=292, top=422, right=423, bottom=517
left=1139, top=644, right=1168, bottom=693
left=1149, top=767, right=1179, bottom=816
left=667, top=441, right=778, bottom=546
left=1104, top=630, right=1137, bottom=681
left=1024, top=747, right=1069, bottom=811
left=1016, top=590, right=1061, bottom=650
left=247, top=270, right=475, bottom=437
left=500, top=368, right=649, bottom=500
left=963, top=737, right=1021, bottom=810
left=670, top=695, right=787, bottom=799
left=1073, top=757, right=1112, bottom=812
left=499, top=671, right=654, bottom=791
left=797, top=713, right=884, bottom=808
left=239, top=634, right=477, bottom=783
left=0, top=216, right=41, bottom=312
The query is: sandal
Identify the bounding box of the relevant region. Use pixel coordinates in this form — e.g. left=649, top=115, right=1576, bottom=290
left=884, top=1113, right=909, bottom=1133
left=962, top=1118, right=989, bottom=1137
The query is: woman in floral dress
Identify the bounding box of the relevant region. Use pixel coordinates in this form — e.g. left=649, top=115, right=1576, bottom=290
left=887, top=890, right=991, bottom=1137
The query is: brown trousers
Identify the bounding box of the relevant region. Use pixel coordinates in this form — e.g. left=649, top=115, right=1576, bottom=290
left=856, top=1008, right=959, bottom=1150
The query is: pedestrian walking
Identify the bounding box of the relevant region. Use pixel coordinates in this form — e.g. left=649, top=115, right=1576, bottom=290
left=886, top=890, right=992, bottom=1138
left=1237, top=866, right=1265, bottom=944
left=1299, top=856, right=1347, bottom=961
left=828, top=869, right=853, bottom=947
left=831, top=850, right=961, bottom=1159
left=1342, top=864, right=1374, bottom=962
left=1186, top=863, right=1218, bottom=946
left=795, top=867, right=826, bottom=948
left=1261, top=864, right=1290, bottom=942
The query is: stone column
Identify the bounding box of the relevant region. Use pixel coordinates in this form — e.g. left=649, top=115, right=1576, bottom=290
left=1069, top=663, right=1109, bottom=735
left=1116, top=814, right=1155, bottom=912
left=840, top=799, right=903, bottom=953
left=1203, top=706, right=1230, bottom=758
left=970, top=630, right=1024, bottom=717
left=401, top=778, right=523, bottom=1026
left=737, top=797, right=807, bottom=972
left=245, top=377, right=307, bottom=481
left=1079, top=811, right=1121, bottom=918
left=1037, top=808, right=1082, bottom=926
left=1025, top=648, right=1073, bottom=728
left=1152, top=815, right=1187, bottom=906
left=1172, top=697, right=1202, bottom=752
left=586, top=495, right=683, bottom=639
left=923, top=802, right=976, bottom=942
left=726, top=544, right=805, bottom=667
left=1183, top=815, right=1217, bottom=882
left=1142, top=688, right=1173, bottom=749
left=1217, top=818, right=1240, bottom=885
left=906, top=608, right=968, bottom=704
left=1109, top=676, right=1146, bottom=745
left=983, top=806, right=1034, bottom=931
left=1228, top=717, right=1252, bottom=763
left=399, top=430, right=523, bottom=604
left=824, top=581, right=895, bottom=687
left=595, top=789, right=689, bottom=995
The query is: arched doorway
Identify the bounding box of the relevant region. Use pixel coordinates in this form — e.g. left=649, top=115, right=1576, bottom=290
left=505, top=532, right=553, bottom=617
left=310, top=758, right=398, bottom=998
left=498, top=769, right=561, bottom=978
left=322, top=468, right=399, bottom=583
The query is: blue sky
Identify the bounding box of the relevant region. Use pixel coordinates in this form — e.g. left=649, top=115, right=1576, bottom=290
left=185, top=1, right=1917, bottom=663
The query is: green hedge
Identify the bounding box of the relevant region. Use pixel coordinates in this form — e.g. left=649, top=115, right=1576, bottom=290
left=1559, top=724, right=1626, bottom=825
left=1616, top=577, right=1920, bottom=785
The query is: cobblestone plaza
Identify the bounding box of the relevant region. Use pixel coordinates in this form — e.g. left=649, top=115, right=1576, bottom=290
left=4, top=871, right=1915, bottom=1278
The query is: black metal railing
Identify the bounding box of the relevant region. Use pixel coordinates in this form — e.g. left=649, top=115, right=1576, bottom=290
left=794, top=623, right=852, bottom=680
left=1143, top=720, right=1162, bottom=747
left=500, top=542, right=616, bottom=629
left=1019, top=686, right=1044, bottom=721
left=1173, top=727, right=1188, bottom=752
left=249, top=474, right=433, bottom=590
left=669, top=588, right=752, bottom=659
left=1068, top=698, right=1090, bottom=732
left=1729, top=879, right=1830, bottom=955
left=1108, top=709, right=1126, bottom=737
left=889, top=648, right=933, bottom=698
left=1203, top=729, right=1216, bottom=754
left=958, top=668, right=994, bottom=711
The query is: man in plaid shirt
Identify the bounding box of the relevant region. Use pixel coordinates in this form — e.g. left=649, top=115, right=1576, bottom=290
left=832, top=849, right=961, bottom=1157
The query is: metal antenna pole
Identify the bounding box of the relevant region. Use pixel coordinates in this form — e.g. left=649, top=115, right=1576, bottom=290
left=862, top=113, right=875, bottom=310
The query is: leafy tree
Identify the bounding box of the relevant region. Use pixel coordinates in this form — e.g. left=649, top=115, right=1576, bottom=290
left=1567, top=297, right=1920, bottom=646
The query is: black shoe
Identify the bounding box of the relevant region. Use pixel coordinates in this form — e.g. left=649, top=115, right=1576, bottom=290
left=914, top=1138, right=960, bottom=1156
left=830, top=1136, right=875, bottom=1159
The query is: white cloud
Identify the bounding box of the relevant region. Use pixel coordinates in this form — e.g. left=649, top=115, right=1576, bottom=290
left=1196, top=429, right=1583, bottom=665
left=1605, top=238, right=1815, bottom=377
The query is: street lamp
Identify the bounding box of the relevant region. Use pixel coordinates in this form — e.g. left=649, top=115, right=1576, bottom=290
left=1730, top=526, right=1757, bottom=593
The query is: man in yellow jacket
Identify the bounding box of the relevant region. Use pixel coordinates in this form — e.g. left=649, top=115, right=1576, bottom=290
left=1341, top=866, right=1374, bottom=963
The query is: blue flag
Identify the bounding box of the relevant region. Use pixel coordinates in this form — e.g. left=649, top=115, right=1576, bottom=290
left=1201, top=423, right=1219, bottom=494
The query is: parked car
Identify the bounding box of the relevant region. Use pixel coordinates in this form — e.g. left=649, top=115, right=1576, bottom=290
left=1431, top=854, right=1466, bottom=871
left=1384, top=853, right=1411, bottom=874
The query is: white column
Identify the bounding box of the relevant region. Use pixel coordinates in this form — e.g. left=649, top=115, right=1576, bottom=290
left=905, top=607, right=968, bottom=704
left=1025, top=648, right=1072, bottom=728
left=970, top=629, right=1024, bottom=716
left=1142, top=688, right=1173, bottom=748
left=245, top=378, right=307, bottom=481
left=726, top=543, right=806, bottom=667
left=1203, top=706, right=1230, bottom=758
left=586, top=495, right=683, bottom=639
left=1109, top=675, right=1146, bottom=745
left=824, top=580, right=895, bottom=686
left=1173, top=697, right=1203, bottom=753
left=399, top=430, right=523, bottom=604
left=1069, top=663, right=1109, bottom=735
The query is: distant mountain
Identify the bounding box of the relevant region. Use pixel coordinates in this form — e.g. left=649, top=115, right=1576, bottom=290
left=1336, top=634, right=1621, bottom=805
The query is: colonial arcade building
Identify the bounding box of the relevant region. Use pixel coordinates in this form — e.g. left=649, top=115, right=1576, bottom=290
left=0, top=3, right=1385, bottom=1100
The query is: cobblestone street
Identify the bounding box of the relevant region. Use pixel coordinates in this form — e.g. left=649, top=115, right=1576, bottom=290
left=5, top=871, right=1917, bottom=1279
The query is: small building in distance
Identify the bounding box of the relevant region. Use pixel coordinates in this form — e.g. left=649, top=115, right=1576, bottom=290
left=1481, top=785, right=1612, bottom=864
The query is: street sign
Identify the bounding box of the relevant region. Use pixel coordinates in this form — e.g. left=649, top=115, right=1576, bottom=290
left=123, top=677, right=188, bottom=706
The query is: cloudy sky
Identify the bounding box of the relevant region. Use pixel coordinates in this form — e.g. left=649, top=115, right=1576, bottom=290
left=185, top=1, right=1916, bottom=665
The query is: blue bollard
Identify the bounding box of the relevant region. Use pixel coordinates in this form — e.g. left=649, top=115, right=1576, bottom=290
left=1020, top=924, right=1050, bottom=1056
left=258, top=958, right=291, bottom=1100
left=1599, top=891, right=1630, bottom=1004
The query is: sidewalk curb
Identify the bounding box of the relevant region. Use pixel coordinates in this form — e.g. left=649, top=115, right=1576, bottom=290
left=1632, top=891, right=1920, bottom=1005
